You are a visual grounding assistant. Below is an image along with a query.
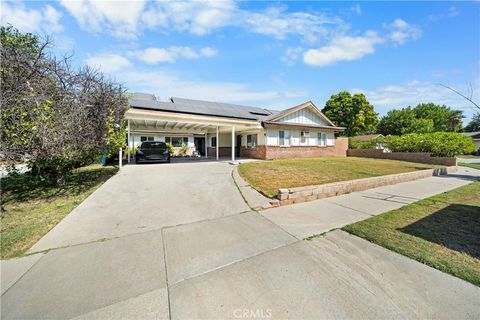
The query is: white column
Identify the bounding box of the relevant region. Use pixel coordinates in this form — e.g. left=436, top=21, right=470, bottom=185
left=127, top=119, right=130, bottom=163
left=132, top=134, right=135, bottom=161
left=231, top=126, right=235, bottom=162
left=205, top=132, right=208, bottom=158
left=119, top=147, right=123, bottom=168
left=216, top=126, right=219, bottom=161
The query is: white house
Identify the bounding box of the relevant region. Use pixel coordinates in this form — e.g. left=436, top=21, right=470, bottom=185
left=124, top=93, right=347, bottom=161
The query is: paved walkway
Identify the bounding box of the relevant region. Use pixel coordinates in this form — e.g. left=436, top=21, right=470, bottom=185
left=262, top=166, right=480, bottom=239
left=2, top=163, right=479, bottom=319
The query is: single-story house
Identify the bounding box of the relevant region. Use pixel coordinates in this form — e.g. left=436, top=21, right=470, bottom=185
left=124, top=93, right=347, bottom=162
left=463, top=132, right=480, bottom=153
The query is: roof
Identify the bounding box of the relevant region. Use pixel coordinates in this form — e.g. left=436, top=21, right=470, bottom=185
left=352, top=134, right=384, bottom=141
left=264, top=101, right=336, bottom=127
left=463, top=132, right=480, bottom=139
left=129, top=93, right=278, bottom=121
left=262, top=121, right=345, bottom=131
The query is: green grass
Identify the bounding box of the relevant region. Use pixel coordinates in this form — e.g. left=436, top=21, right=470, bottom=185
left=1, top=164, right=118, bottom=259
left=238, top=157, right=437, bottom=197
left=459, top=162, right=480, bottom=170
left=343, top=182, right=480, bottom=286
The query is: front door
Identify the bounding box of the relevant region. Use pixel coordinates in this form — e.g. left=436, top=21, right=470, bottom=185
left=194, top=137, right=205, bottom=156
left=236, top=135, right=241, bottom=157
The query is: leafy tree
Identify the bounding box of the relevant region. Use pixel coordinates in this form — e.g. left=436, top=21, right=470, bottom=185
left=378, top=107, right=434, bottom=135
left=464, top=113, right=480, bottom=132
left=413, top=103, right=463, bottom=132
left=1, top=26, right=128, bottom=185
left=321, top=91, right=378, bottom=136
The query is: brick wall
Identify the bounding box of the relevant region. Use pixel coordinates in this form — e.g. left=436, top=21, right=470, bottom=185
left=207, top=147, right=232, bottom=157
left=278, top=166, right=457, bottom=205
left=265, top=146, right=336, bottom=159
left=240, top=146, right=266, bottom=159
left=347, top=149, right=457, bottom=166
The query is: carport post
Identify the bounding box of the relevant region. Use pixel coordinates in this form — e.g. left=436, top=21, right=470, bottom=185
left=127, top=119, right=130, bottom=163
left=231, top=126, right=235, bottom=162
left=205, top=132, right=208, bottom=158
left=216, top=126, right=219, bottom=161
left=119, top=147, right=122, bottom=168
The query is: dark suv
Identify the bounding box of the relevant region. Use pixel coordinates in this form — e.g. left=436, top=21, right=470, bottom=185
left=136, top=141, right=170, bottom=163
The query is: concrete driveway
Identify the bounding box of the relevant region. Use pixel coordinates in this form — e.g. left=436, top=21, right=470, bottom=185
left=2, top=162, right=479, bottom=319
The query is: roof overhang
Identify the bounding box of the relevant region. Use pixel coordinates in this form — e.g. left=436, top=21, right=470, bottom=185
left=266, top=101, right=337, bottom=127
left=262, top=121, right=345, bottom=132
left=125, top=108, right=263, bottom=128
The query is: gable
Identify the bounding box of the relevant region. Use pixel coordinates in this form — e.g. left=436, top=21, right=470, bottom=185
left=277, top=106, right=329, bottom=126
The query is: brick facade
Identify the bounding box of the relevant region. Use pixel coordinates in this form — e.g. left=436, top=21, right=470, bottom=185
left=240, top=146, right=266, bottom=159
left=207, top=147, right=232, bottom=157
left=346, top=149, right=457, bottom=166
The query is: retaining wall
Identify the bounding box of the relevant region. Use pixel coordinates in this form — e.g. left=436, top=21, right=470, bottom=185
left=346, top=149, right=457, bottom=166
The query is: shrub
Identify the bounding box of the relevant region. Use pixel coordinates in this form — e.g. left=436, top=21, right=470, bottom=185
left=381, top=132, right=476, bottom=157
left=178, top=143, right=189, bottom=157
left=348, top=138, right=378, bottom=149
left=166, top=143, right=174, bottom=156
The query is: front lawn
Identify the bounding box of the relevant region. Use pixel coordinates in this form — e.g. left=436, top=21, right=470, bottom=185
left=343, top=182, right=480, bottom=286
left=459, top=162, right=480, bottom=170
left=238, top=157, right=437, bottom=197
left=0, top=164, right=117, bottom=259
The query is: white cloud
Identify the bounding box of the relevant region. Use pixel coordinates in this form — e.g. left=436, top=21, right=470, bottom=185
left=387, top=18, right=422, bottom=45
left=351, top=4, right=362, bottom=16
left=428, top=6, right=459, bottom=22
left=1, top=2, right=63, bottom=33
left=85, top=53, right=132, bottom=73
left=59, top=0, right=344, bottom=42
left=130, top=47, right=218, bottom=64
left=351, top=79, right=480, bottom=120
left=303, top=31, right=383, bottom=66
left=281, top=47, right=303, bottom=66
left=59, top=0, right=147, bottom=38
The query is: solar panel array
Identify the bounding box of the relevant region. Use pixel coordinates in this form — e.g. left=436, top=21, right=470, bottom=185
left=128, top=93, right=278, bottom=121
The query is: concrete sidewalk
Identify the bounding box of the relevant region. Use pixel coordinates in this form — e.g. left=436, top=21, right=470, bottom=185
left=262, top=166, right=480, bottom=239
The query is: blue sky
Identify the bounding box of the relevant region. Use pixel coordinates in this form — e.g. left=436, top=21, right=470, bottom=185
left=2, top=1, right=479, bottom=122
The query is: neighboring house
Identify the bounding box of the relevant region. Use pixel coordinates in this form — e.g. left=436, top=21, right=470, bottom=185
left=463, top=132, right=480, bottom=154
left=351, top=134, right=384, bottom=149
left=124, top=93, right=347, bottom=161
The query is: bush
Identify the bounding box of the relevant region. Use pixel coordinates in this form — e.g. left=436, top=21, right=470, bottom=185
left=381, top=132, right=476, bottom=157
left=166, top=143, right=174, bottom=156
left=348, top=138, right=378, bottom=149
left=178, top=143, right=189, bottom=157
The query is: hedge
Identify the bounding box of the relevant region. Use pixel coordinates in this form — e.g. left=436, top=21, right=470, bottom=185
left=380, top=132, right=476, bottom=157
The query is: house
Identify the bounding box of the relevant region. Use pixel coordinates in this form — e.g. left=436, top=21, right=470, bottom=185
left=351, top=134, right=384, bottom=149
left=463, top=132, right=480, bottom=154
left=124, top=93, right=347, bottom=162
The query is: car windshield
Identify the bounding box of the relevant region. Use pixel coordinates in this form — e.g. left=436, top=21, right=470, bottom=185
left=141, top=142, right=166, bottom=149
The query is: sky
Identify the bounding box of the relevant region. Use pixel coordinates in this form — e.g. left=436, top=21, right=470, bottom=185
left=2, top=0, right=479, bottom=123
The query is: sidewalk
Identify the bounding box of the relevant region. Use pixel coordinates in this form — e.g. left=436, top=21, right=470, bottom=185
left=261, top=166, right=480, bottom=239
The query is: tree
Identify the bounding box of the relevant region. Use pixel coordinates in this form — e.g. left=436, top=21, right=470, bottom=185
left=413, top=103, right=463, bottom=132
left=378, top=107, right=434, bottom=135
left=321, top=91, right=378, bottom=136
left=464, top=113, right=480, bottom=132
left=1, top=26, right=128, bottom=185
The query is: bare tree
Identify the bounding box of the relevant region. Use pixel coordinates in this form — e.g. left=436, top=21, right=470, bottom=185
left=438, top=83, right=480, bottom=111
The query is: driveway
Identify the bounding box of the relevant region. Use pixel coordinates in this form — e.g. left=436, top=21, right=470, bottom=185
left=2, top=162, right=479, bottom=319
left=29, top=161, right=251, bottom=252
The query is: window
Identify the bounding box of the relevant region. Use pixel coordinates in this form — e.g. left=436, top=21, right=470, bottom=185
left=279, top=130, right=290, bottom=146
left=247, top=134, right=257, bottom=148
left=165, top=137, right=188, bottom=147
left=140, top=136, right=154, bottom=142
left=211, top=137, right=217, bottom=147
left=317, top=132, right=327, bottom=146
left=301, top=130, right=309, bottom=144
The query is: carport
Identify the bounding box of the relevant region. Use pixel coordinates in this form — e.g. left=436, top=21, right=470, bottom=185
left=124, top=104, right=262, bottom=163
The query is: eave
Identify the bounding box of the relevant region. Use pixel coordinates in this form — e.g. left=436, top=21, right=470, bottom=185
left=262, top=121, right=345, bottom=132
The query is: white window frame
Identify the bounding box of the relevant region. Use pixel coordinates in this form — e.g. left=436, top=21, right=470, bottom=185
left=300, top=130, right=309, bottom=145
left=279, top=130, right=291, bottom=147
left=140, top=136, right=154, bottom=142
left=317, top=132, right=327, bottom=147
left=246, top=134, right=257, bottom=148
left=165, top=136, right=189, bottom=147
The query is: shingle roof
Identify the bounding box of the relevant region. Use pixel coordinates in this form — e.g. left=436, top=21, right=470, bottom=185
left=128, top=93, right=278, bottom=121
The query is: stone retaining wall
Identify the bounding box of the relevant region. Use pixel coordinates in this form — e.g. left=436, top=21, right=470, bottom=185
left=346, top=149, right=457, bottom=166
left=277, top=166, right=457, bottom=205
